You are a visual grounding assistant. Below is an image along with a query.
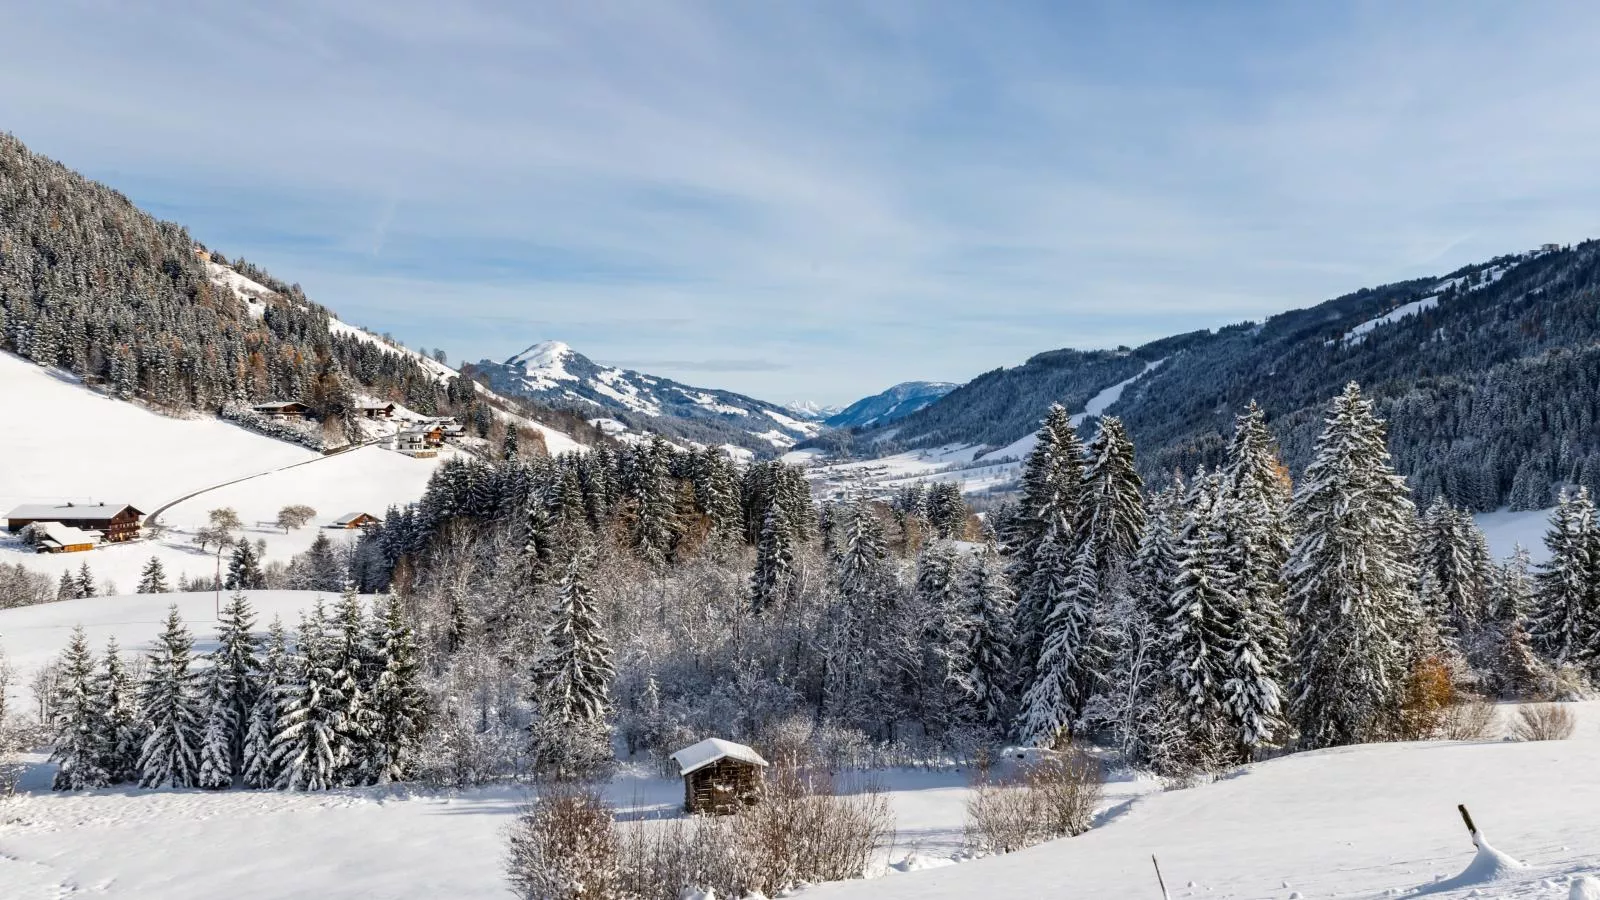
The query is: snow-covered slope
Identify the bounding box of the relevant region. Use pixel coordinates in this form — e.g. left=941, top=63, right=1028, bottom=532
left=824, top=381, right=959, bottom=429
left=802, top=360, right=1166, bottom=502
left=201, top=262, right=582, bottom=456
left=0, top=351, right=455, bottom=590
left=474, top=340, right=818, bottom=452
left=785, top=399, right=843, bottom=420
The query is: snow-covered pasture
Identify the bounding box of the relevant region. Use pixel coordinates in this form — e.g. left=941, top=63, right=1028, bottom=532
left=0, top=350, right=457, bottom=590
left=3, top=592, right=1598, bottom=900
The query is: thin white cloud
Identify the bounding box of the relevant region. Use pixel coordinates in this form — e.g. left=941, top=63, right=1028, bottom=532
left=3, top=1, right=1598, bottom=403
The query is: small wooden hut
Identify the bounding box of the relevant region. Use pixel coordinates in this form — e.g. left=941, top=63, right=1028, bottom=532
left=670, top=738, right=768, bottom=815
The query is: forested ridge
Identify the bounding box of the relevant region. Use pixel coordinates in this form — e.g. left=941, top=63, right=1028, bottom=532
left=0, top=132, right=594, bottom=447
left=837, top=243, right=1600, bottom=511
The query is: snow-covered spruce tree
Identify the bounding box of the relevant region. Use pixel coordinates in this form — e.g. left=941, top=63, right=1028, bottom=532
left=329, top=584, right=377, bottom=786
left=271, top=601, right=343, bottom=790
left=138, top=605, right=205, bottom=788
left=95, top=637, right=144, bottom=783
left=926, top=481, right=969, bottom=540
left=1417, top=498, right=1489, bottom=646
left=1017, top=536, right=1101, bottom=746
left=1077, top=416, right=1146, bottom=582
left=1217, top=402, right=1292, bottom=685
left=907, top=540, right=971, bottom=732
left=1162, top=474, right=1241, bottom=760
left=1007, top=405, right=1086, bottom=667
left=365, top=594, right=428, bottom=784
left=528, top=544, right=616, bottom=780
left=749, top=501, right=796, bottom=614
left=137, top=556, right=170, bottom=594
left=1286, top=383, right=1420, bottom=749
left=1529, top=488, right=1600, bottom=668
left=76, top=561, right=97, bottom=598
left=197, top=591, right=259, bottom=788
left=959, top=549, right=1017, bottom=729
left=1089, top=473, right=1185, bottom=763
left=226, top=540, right=266, bottom=591
left=242, top=616, right=290, bottom=788
left=824, top=500, right=897, bottom=727
left=49, top=626, right=109, bottom=790
left=628, top=435, right=680, bottom=569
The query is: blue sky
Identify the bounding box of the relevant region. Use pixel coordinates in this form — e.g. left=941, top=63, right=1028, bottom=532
left=6, top=2, right=1600, bottom=405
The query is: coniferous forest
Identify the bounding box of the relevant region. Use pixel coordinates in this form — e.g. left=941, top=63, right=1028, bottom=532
left=45, top=385, right=1600, bottom=792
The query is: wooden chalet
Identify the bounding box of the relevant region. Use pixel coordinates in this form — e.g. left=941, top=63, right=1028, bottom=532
left=330, top=512, right=380, bottom=529
left=359, top=402, right=397, bottom=419
left=253, top=400, right=312, bottom=420
left=670, top=738, right=768, bottom=815
left=6, top=502, right=144, bottom=542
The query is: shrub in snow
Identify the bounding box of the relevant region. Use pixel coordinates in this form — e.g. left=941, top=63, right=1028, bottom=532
left=1438, top=700, right=1498, bottom=741
left=965, top=749, right=1102, bottom=854
left=1510, top=703, right=1575, bottom=741
left=609, top=763, right=891, bottom=900
left=506, top=786, right=624, bottom=900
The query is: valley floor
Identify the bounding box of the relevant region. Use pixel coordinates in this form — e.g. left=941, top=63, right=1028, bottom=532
left=1, top=706, right=1596, bottom=898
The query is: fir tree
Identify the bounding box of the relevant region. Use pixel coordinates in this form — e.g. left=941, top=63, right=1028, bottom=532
left=138, top=606, right=204, bottom=788
left=365, top=595, right=428, bottom=783
left=628, top=435, right=680, bottom=569
left=271, top=601, right=343, bottom=790
left=95, top=637, right=144, bottom=783
left=960, top=549, right=1017, bottom=729
left=1529, top=489, right=1600, bottom=667
left=242, top=617, right=290, bottom=788
left=76, top=561, right=97, bottom=598
left=1077, top=416, right=1146, bottom=581
left=529, top=544, right=616, bottom=779
left=1217, top=402, right=1292, bottom=683
left=329, top=585, right=377, bottom=785
left=1007, top=405, right=1086, bottom=663
left=49, top=626, right=109, bottom=790
left=226, top=539, right=265, bottom=590
left=1018, top=538, right=1101, bottom=746
left=196, top=591, right=259, bottom=787
left=1286, top=383, right=1420, bottom=749
left=1417, top=499, right=1489, bottom=645
left=749, top=502, right=796, bottom=614
left=137, top=556, right=170, bottom=594
left=1163, top=476, right=1237, bottom=742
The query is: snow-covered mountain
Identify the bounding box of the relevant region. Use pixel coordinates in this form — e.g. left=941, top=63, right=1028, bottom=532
left=823, top=381, right=958, bottom=429
left=783, top=399, right=842, bottom=420
left=472, top=341, right=821, bottom=453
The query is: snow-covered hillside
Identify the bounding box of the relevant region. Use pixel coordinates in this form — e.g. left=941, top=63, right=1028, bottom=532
left=474, top=340, right=819, bottom=452
left=824, top=381, right=958, bottom=429
left=201, top=261, right=583, bottom=457
left=0, top=351, right=453, bottom=590
left=2, top=587, right=1596, bottom=900
left=800, top=360, right=1165, bottom=502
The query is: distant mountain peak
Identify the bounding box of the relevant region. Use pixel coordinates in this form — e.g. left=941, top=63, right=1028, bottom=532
left=474, top=340, right=821, bottom=454
left=784, top=400, right=843, bottom=420
left=825, top=381, right=958, bottom=429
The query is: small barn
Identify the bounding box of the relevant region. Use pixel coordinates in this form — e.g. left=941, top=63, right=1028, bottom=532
left=670, top=738, right=768, bottom=815
left=6, top=502, right=144, bottom=542
left=330, top=512, right=380, bottom=529
left=359, top=402, right=396, bottom=419
left=24, top=522, right=100, bottom=553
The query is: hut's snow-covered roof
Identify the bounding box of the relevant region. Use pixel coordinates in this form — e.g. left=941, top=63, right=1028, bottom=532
left=670, top=738, right=768, bottom=776
left=332, top=512, right=374, bottom=526
left=29, top=521, right=101, bottom=548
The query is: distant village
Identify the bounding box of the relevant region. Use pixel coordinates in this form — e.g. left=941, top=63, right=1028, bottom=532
left=248, top=399, right=466, bottom=458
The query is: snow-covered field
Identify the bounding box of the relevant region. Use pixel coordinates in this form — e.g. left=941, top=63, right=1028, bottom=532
left=5, top=594, right=1599, bottom=899
left=798, top=360, right=1166, bottom=502
left=0, top=351, right=457, bottom=590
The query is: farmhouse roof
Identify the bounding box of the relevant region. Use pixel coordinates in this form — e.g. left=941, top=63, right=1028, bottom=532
left=332, top=512, right=375, bottom=526
left=670, top=738, right=769, bottom=776
left=6, top=502, right=142, bottom=523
